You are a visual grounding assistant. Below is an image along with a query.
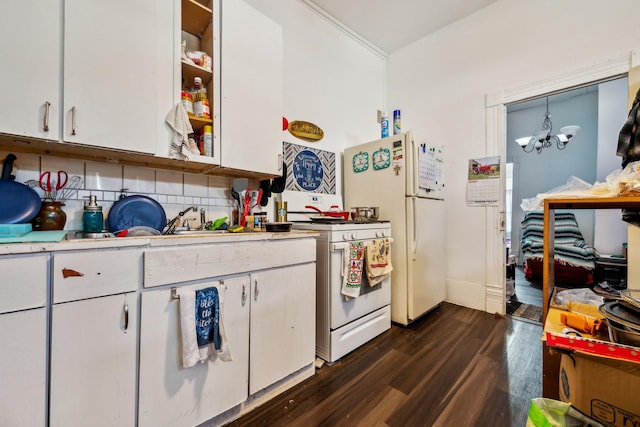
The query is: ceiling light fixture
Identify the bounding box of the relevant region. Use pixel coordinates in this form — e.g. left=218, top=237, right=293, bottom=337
left=515, top=97, right=580, bottom=154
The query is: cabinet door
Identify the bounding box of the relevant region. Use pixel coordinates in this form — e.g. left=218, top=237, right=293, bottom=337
left=0, top=308, right=47, bottom=427
left=250, top=263, right=316, bottom=394
left=138, top=276, right=250, bottom=427
left=64, top=0, right=173, bottom=154
left=0, top=0, right=60, bottom=140
left=50, top=293, right=137, bottom=427
left=219, top=0, right=283, bottom=175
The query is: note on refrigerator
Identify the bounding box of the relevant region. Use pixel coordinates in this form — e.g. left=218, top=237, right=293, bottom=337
left=418, top=145, right=444, bottom=191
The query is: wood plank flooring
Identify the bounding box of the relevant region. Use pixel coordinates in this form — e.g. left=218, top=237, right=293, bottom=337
left=226, top=302, right=542, bottom=427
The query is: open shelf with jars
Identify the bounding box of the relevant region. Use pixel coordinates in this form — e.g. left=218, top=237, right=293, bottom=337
left=181, top=0, right=214, bottom=134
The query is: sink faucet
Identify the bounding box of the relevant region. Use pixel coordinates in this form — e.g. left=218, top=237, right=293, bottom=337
left=163, top=206, right=198, bottom=235
left=200, top=208, right=206, bottom=230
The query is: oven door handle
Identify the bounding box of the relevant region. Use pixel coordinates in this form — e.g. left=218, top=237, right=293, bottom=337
left=330, top=237, right=393, bottom=252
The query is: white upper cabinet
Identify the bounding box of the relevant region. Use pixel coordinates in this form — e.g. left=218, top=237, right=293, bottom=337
left=0, top=0, right=61, bottom=141
left=218, top=0, right=284, bottom=176
left=64, top=0, right=174, bottom=153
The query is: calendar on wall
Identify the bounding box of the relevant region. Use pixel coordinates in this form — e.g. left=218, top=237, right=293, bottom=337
left=466, top=156, right=500, bottom=206
left=418, top=145, right=444, bottom=191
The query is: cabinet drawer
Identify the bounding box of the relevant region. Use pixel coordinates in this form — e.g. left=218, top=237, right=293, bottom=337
left=53, top=249, right=142, bottom=303
left=0, top=254, right=48, bottom=313
left=144, top=238, right=316, bottom=287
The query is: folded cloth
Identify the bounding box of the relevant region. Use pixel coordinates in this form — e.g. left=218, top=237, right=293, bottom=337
left=341, top=241, right=365, bottom=299
left=365, top=238, right=393, bottom=286
left=177, top=283, right=232, bottom=368
left=166, top=102, right=198, bottom=160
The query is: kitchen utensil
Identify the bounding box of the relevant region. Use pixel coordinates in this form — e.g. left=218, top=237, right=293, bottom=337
left=606, top=318, right=640, bottom=346
left=0, top=154, right=41, bottom=224
left=598, top=302, right=640, bottom=332
left=39, top=170, right=68, bottom=200
left=107, top=194, right=167, bottom=233
left=351, top=207, right=373, bottom=221
left=56, top=175, right=83, bottom=201
left=270, top=162, right=287, bottom=194
left=305, top=205, right=350, bottom=220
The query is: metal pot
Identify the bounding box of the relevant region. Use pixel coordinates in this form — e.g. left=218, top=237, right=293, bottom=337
left=351, top=207, right=379, bottom=221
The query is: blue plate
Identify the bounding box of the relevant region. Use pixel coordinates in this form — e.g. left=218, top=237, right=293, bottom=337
left=0, top=181, right=42, bottom=223
left=107, top=195, right=166, bottom=232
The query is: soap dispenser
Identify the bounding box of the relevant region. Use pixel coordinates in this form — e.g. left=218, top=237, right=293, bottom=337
left=83, top=195, right=104, bottom=233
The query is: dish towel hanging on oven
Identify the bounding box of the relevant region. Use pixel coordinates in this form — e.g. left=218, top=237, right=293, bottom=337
left=176, top=284, right=232, bottom=368
left=365, top=239, right=393, bottom=286
left=341, top=241, right=366, bottom=299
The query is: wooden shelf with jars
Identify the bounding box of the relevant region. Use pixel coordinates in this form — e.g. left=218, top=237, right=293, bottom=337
left=181, top=0, right=214, bottom=134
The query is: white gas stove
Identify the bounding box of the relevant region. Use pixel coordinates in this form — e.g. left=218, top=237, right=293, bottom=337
left=292, top=220, right=392, bottom=363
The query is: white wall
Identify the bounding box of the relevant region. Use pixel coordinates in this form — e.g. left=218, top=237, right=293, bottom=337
left=245, top=0, right=387, bottom=211
left=387, top=0, right=640, bottom=310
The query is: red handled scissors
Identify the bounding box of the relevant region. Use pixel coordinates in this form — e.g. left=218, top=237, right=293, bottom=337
left=39, top=170, right=69, bottom=199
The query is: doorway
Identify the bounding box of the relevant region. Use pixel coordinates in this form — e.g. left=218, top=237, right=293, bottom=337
left=484, top=52, right=635, bottom=317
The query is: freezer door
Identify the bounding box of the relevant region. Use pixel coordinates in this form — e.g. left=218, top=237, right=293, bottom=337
left=406, top=197, right=446, bottom=320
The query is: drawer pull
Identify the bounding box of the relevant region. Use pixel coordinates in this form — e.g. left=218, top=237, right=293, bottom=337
left=123, top=299, right=129, bottom=331
left=71, top=106, right=77, bottom=135
left=254, top=278, right=259, bottom=301
left=242, top=283, right=247, bottom=306
left=43, top=101, right=51, bottom=131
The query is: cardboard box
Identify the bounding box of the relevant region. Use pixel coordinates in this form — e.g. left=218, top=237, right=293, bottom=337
left=559, top=352, right=640, bottom=427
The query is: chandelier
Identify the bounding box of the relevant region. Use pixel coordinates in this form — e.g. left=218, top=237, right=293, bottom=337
left=515, top=97, right=580, bottom=154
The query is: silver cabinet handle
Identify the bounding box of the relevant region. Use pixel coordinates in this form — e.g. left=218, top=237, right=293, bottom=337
left=71, top=106, right=77, bottom=135
left=123, top=299, right=129, bottom=331
left=254, top=277, right=259, bottom=301
left=242, top=283, right=247, bottom=306
left=43, top=101, right=51, bottom=131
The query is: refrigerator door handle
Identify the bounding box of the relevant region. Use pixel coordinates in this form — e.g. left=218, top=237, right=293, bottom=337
left=408, top=136, right=417, bottom=196
left=410, top=198, right=418, bottom=260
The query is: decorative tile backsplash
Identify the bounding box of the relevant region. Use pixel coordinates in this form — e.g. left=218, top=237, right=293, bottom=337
left=3, top=151, right=245, bottom=231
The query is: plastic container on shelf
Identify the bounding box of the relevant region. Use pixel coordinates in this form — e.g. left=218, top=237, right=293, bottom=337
left=201, top=125, right=213, bottom=156
left=191, top=77, right=210, bottom=119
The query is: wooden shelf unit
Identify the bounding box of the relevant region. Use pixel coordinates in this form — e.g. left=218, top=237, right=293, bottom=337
left=541, top=196, right=640, bottom=398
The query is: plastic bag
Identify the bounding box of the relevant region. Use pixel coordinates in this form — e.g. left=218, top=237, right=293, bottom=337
left=520, top=160, right=640, bottom=212
left=526, top=398, right=605, bottom=427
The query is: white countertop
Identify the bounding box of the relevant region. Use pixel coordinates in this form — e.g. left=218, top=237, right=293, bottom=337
left=0, top=229, right=319, bottom=255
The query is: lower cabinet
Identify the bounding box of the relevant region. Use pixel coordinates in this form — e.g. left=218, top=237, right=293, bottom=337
left=138, top=276, right=250, bottom=427
left=49, top=292, right=137, bottom=427
left=0, top=255, right=48, bottom=427
left=249, top=263, right=316, bottom=394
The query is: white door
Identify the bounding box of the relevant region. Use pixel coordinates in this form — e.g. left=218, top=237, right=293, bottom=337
left=0, top=0, right=60, bottom=140
left=0, top=308, right=47, bottom=426
left=407, top=197, right=446, bottom=320
left=50, top=293, right=137, bottom=427
left=64, top=0, right=173, bottom=153
left=138, top=277, right=250, bottom=427
left=250, top=263, right=315, bottom=395
left=219, top=0, right=283, bottom=175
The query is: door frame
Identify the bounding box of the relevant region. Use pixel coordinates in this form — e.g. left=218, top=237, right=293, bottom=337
left=484, top=51, right=637, bottom=315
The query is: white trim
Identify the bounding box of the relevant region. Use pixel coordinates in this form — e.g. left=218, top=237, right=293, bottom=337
left=297, top=0, right=389, bottom=60
left=487, top=52, right=634, bottom=107
left=486, top=50, right=635, bottom=314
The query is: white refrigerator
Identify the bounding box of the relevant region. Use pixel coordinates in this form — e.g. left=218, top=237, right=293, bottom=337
left=344, top=131, right=445, bottom=326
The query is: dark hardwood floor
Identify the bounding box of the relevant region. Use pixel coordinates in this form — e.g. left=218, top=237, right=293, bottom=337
left=512, top=266, right=543, bottom=307
left=227, top=302, right=542, bottom=427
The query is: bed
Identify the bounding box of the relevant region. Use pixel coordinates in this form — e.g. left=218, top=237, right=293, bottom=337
left=520, top=211, right=595, bottom=285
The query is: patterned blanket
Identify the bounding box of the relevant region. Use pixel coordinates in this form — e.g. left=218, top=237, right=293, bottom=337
left=520, top=212, right=595, bottom=271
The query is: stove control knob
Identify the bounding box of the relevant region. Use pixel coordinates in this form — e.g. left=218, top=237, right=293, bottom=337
left=342, top=232, right=351, bottom=240
left=375, top=231, right=382, bottom=238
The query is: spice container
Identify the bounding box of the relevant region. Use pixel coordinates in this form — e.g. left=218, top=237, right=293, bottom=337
left=181, top=91, right=194, bottom=116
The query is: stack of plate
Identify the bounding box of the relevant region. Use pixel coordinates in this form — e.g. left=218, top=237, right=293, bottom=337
left=599, top=291, right=640, bottom=346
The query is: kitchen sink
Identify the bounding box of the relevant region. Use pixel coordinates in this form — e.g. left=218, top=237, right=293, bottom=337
left=173, top=229, right=228, bottom=235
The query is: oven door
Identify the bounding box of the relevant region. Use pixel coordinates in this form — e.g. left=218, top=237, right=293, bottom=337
left=329, top=240, right=391, bottom=330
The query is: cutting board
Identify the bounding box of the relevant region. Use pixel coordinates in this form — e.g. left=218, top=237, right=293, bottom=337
left=0, top=230, right=67, bottom=244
